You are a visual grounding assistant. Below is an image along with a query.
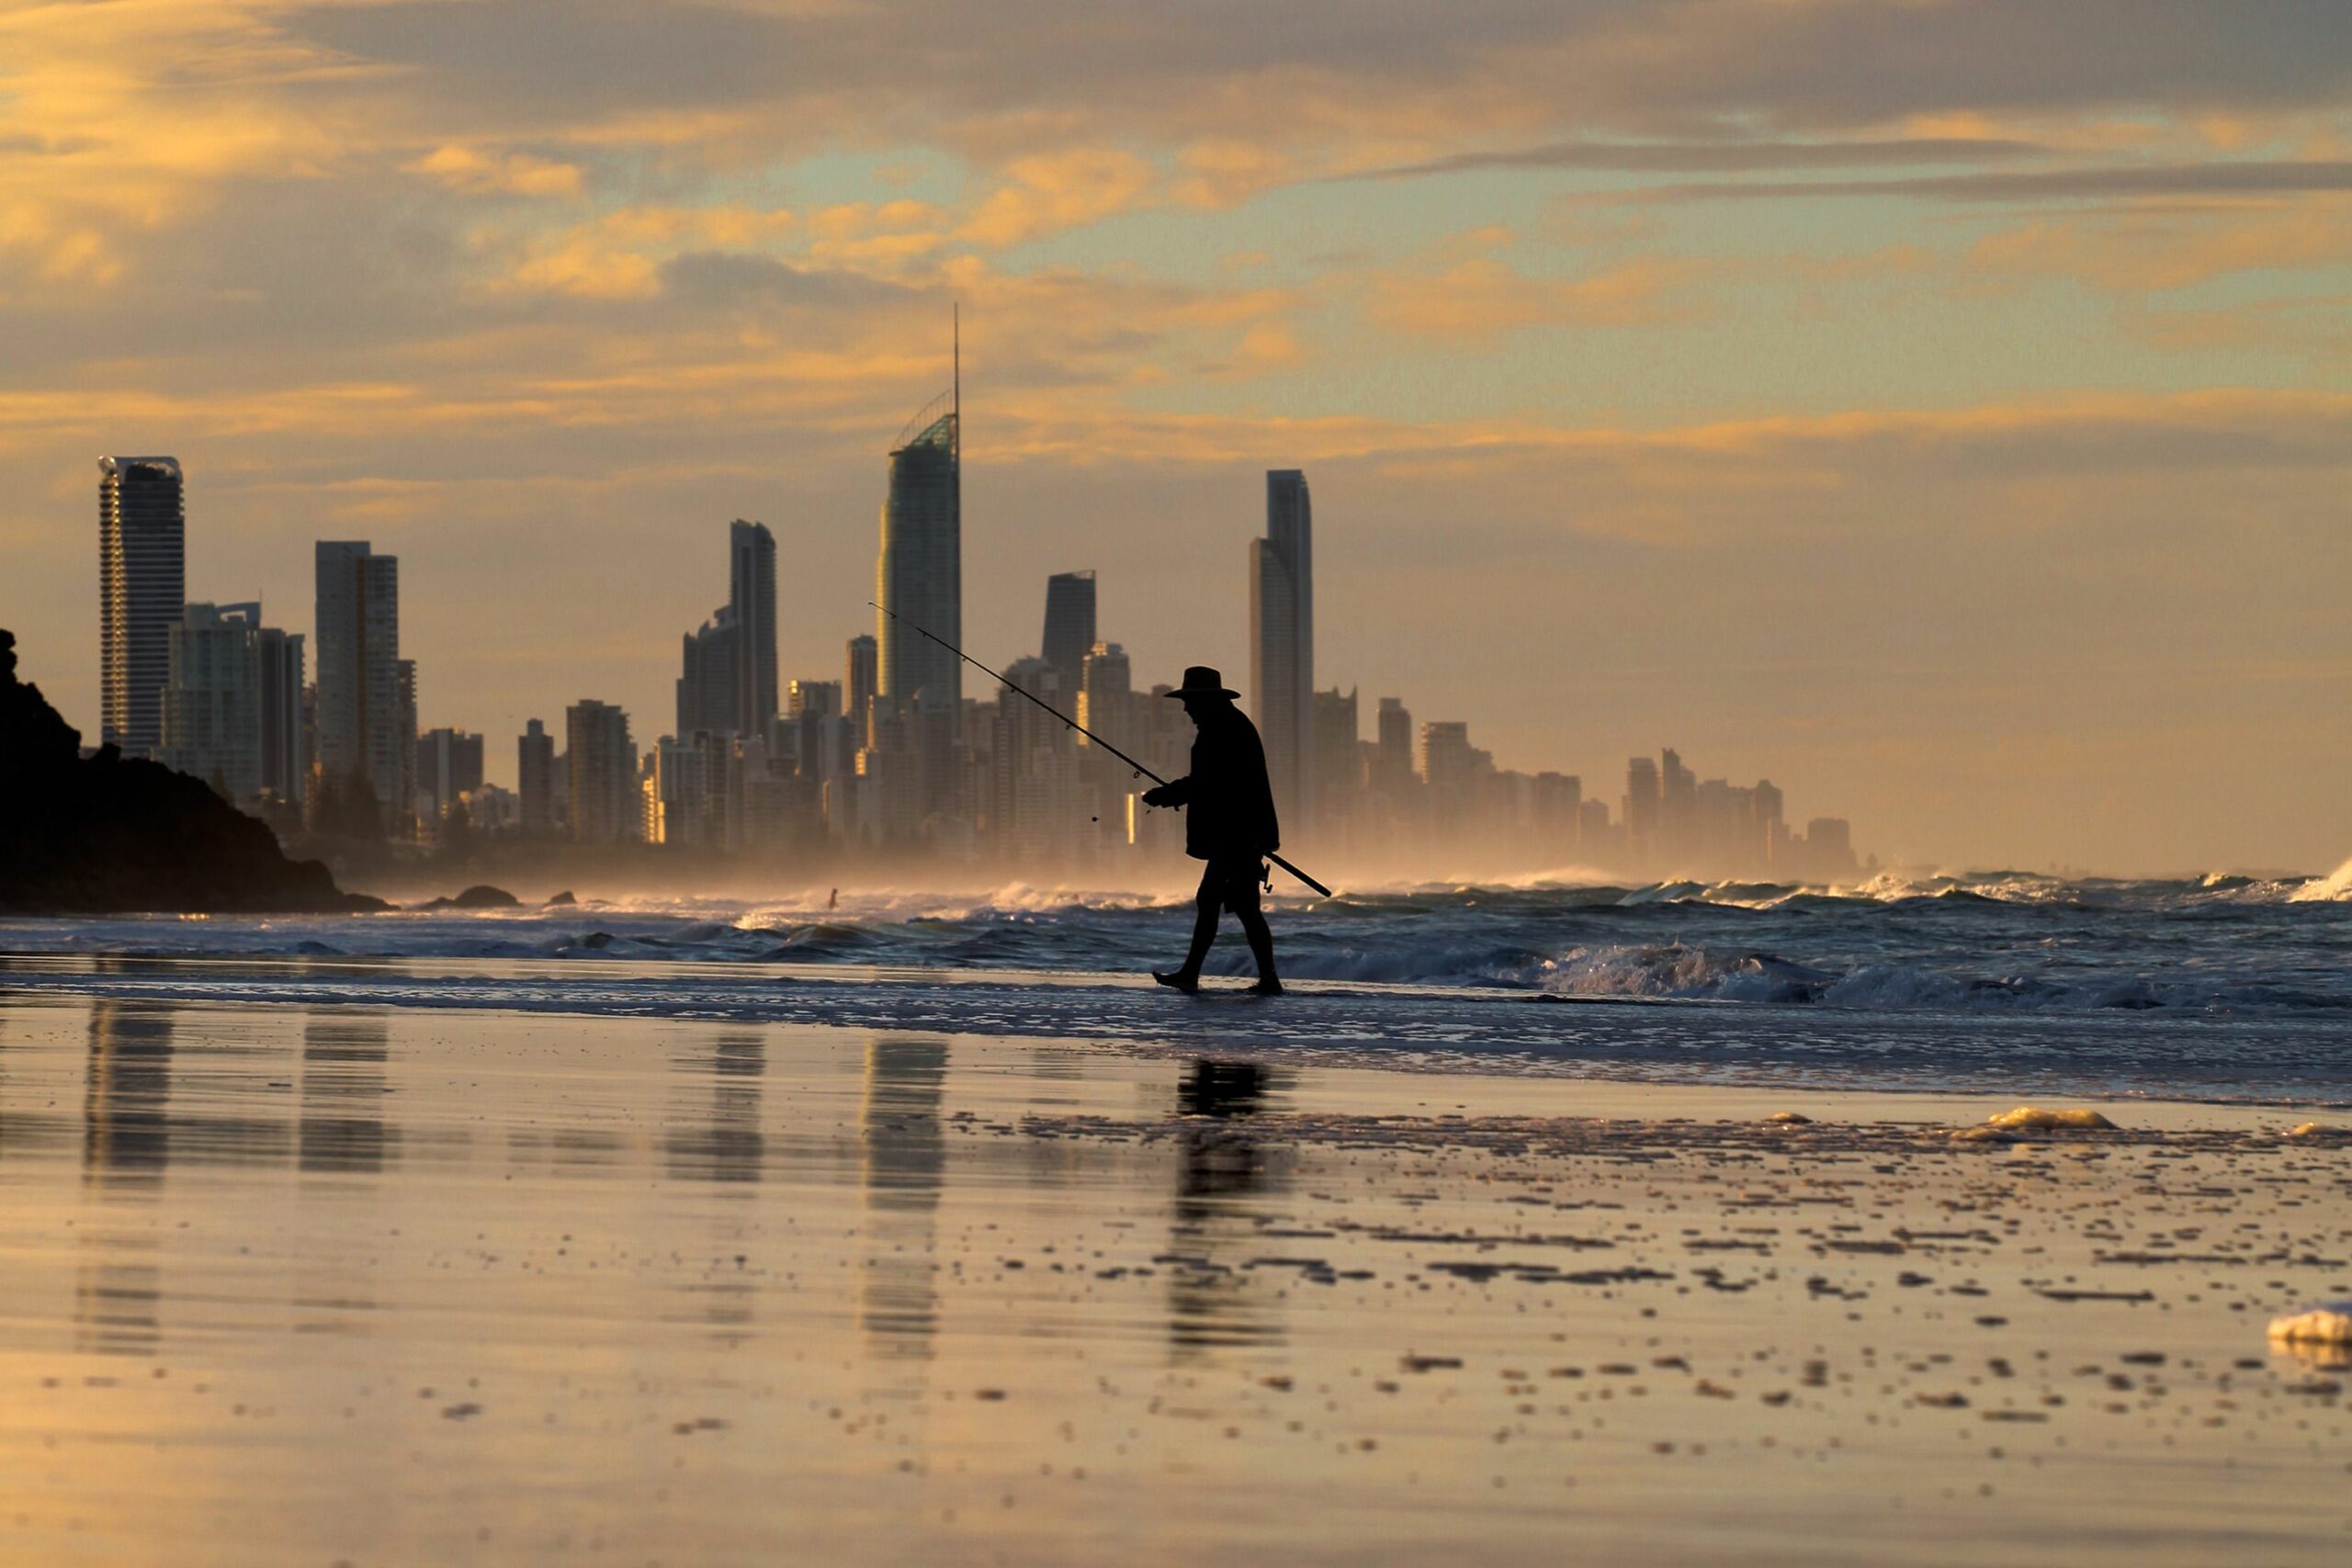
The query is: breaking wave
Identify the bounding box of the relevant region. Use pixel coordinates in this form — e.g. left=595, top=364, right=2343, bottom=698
left=4, top=864, right=2346, bottom=1021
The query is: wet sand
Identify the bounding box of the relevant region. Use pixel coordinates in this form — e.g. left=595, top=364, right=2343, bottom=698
left=1, top=992, right=2346, bottom=1565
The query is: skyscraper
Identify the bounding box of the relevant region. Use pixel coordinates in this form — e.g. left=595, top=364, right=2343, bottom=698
left=844, top=634, right=876, bottom=743
left=1041, top=571, right=1097, bottom=681
left=676, top=609, right=739, bottom=738
left=566, top=700, right=637, bottom=843
left=254, top=624, right=305, bottom=807
left=1250, top=468, right=1313, bottom=829
left=876, top=370, right=960, bottom=728
left=1076, top=641, right=1133, bottom=753
left=97, top=456, right=186, bottom=758
left=162, top=602, right=262, bottom=802
left=313, top=541, right=410, bottom=829
left=1375, top=696, right=1414, bottom=791
left=1623, top=756, right=1661, bottom=864
left=518, top=718, right=556, bottom=836
left=729, top=520, right=777, bottom=734
left=1311, top=686, right=1360, bottom=823
left=414, top=728, right=485, bottom=824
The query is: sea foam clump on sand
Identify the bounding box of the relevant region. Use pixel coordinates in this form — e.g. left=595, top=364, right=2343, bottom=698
left=2267, top=1301, right=2352, bottom=1347
left=1985, top=1107, right=2118, bottom=1132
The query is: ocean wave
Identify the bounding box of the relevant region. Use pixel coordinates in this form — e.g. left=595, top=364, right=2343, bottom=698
left=2289, top=855, right=2352, bottom=904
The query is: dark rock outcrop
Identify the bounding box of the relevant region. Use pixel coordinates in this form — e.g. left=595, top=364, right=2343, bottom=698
left=0, top=628, right=382, bottom=914
left=414, top=884, right=521, bottom=911
left=545, top=890, right=578, bottom=907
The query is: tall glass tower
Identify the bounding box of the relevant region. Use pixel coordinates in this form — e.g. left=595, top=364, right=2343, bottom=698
left=97, top=456, right=186, bottom=757
left=876, top=379, right=961, bottom=730
left=728, top=519, right=777, bottom=733
left=1040, top=570, right=1096, bottom=680
left=1250, top=468, right=1314, bottom=830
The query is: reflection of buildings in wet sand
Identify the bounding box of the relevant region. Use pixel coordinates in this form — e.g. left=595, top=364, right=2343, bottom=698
left=300, top=1011, right=395, bottom=1175
left=76, top=1001, right=175, bottom=1355
left=662, top=1030, right=768, bottom=1345
left=1166, top=1060, right=1288, bottom=1359
left=857, top=1037, right=947, bottom=1359
left=291, top=1010, right=392, bottom=1339
left=664, top=1031, right=767, bottom=1186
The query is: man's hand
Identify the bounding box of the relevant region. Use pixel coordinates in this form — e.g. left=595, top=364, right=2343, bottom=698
left=1141, top=784, right=1175, bottom=807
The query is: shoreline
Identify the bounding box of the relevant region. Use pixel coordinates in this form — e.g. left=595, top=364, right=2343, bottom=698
left=2, top=995, right=2346, bottom=1563
left=4, top=953, right=2347, bottom=1112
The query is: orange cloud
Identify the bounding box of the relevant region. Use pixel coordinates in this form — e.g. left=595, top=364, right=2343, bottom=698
left=956, top=148, right=1159, bottom=246
left=1966, top=195, right=2352, bottom=292
left=1369, top=256, right=1709, bottom=340
left=406, top=146, right=584, bottom=198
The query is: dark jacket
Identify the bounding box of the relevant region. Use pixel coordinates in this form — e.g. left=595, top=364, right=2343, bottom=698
left=1156, top=705, right=1280, bottom=862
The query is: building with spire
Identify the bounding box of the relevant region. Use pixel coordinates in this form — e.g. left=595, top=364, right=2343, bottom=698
left=876, top=390, right=961, bottom=727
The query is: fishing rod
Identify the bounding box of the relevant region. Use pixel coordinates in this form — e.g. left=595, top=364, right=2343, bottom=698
left=869, top=602, right=1334, bottom=897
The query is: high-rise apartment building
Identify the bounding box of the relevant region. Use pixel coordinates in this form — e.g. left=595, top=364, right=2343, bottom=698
left=1311, top=686, right=1360, bottom=821
left=1660, top=747, right=1696, bottom=859
left=876, top=389, right=961, bottom=726
left=517, top=718, right=556, bottom=836
left=1623, top=756, right=1661, bottom=863
left=729, top=520, right=777, bottom=735
left=1076, top=642, right=1133, bottom=753
left=1250, top=469, right=1313, bottom=830
left=676, top=609, right=738, bottom=738
left=1374, top=697, right=1414, bottom=791
left=161, top=602, right=262, bottom=802
left=254, top=624, right=305, bottom=806
left=844, top=635, right=876, bottom=742
left=313, top=541, right=411, bottom=829
left=1041, top=571, right=1097, bottom=681
left=415, top=728, right=485, bottom=824
left=1419, top=721, right=1475, bottom=792
left=97, top=456, right=186, bottom=758
left=566, top=700, right=637, bottom=843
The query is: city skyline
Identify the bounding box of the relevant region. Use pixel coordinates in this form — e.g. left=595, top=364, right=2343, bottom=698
left=75, top=431, right=1870, bottom=880
left=5, top=3, right=2348, bottom=871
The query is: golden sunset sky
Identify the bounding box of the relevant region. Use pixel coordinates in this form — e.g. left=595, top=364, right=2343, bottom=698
left=3, top=0, right=2347, bottom=871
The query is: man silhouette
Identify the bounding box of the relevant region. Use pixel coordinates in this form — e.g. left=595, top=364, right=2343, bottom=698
left=1141, top=666, right=1283, bottom=995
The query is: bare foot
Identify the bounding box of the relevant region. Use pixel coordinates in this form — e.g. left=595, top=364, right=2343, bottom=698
left=1247, top=977, right=1284, bottom=997
left=1153, top=970, right=1200, bottom=993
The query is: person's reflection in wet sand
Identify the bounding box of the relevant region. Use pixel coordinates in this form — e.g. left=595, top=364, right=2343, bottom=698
left=1166, top=1059, right=1289, bottom=1359
left=858, top=1037, right=947, bottom=1358
left=300, top=1011, right=395, bottom=1176
left=75, top=1000, right=175, bottom=1354
left=663, top=1030, right=769, bottom=1345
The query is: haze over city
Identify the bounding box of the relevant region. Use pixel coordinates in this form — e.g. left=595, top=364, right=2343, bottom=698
left=5, top=1, right=2349, bottom=873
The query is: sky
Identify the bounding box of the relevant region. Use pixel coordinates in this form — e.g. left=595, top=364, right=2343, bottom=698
left=2, top=0, right=2347, bottom=874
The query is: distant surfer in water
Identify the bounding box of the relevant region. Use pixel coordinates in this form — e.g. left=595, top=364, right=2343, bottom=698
left=1142, top=666, right=1283, bottom=996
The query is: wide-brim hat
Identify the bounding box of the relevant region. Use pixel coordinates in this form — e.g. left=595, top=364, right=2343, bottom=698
left=1165, top=665, right=1238, bottom=700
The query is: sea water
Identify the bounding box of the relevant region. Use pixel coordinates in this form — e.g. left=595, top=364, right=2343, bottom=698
left=2, top=866, right=2346, bottom=1103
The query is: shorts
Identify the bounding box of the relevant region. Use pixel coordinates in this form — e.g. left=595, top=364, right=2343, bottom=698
left=1197, top=856, right=1266, bottom=912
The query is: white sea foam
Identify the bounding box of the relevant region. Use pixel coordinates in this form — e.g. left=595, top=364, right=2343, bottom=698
left=2288, top=855, right=2352, bottom=903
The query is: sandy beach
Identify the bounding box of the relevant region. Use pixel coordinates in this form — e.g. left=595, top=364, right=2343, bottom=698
left=2, top=991, right=2346, bottom=1565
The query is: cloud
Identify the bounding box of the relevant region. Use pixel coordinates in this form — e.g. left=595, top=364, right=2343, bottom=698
left=405, top=145, right=583, bottom=197
left=956, top=149, right=1160, bottom=246
left=1368, top=256, right=1709, bottom=341
left=1354, top=136, right=2052, bottom=180
left=1965, top=197, right=2352, bottom=290
left=1600, top=160, right=2352, bottom=205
